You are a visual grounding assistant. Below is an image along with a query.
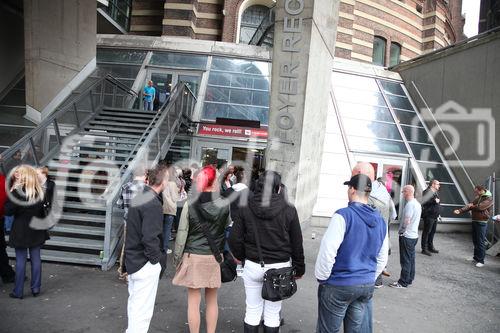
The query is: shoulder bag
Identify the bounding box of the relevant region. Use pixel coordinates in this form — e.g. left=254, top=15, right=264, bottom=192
left=250, top=218, right=297, bottom=302
left=191, top=203, right=237, bottom=283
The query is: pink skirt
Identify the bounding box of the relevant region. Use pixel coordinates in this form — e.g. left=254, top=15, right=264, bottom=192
left=172, top=253, right=221, bottom=289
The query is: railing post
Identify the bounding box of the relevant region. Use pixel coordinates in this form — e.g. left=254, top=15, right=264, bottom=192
left=112, top=84, right=117, bottom=108
left=53, top=119, right=62, bottom=145
left=29, top=138, right=39, bottom=167
left=73, top=103, right=81, bottom=129
left=90, top=89, right=96, bottom=114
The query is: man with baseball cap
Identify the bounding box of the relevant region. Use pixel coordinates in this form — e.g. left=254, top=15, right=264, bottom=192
left=315, top=174, right=389, bottom=333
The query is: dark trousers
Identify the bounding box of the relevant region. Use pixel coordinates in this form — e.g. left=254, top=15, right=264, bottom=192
left=13, top=246, right=42, bottom=297
left=398, top=236, right=417, bottom=287
left=0, top=223, right=15, bottom=281
left=317, top=284, right=374, bottom=333
left=421, top=217, right=438, bottom=250
left=471, top=221, right=487, bottom=264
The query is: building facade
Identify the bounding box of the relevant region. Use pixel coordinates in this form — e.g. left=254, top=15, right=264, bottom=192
left=479, top=0, right=500, bottom=33
left=129, top=0, right=465, bottom=66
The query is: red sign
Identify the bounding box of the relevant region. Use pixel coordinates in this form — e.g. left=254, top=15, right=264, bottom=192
left=197, top=124, right=268, bottom=139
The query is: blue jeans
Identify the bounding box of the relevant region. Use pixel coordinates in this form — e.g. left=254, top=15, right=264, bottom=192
left=13, top=246, right=42, bottom=297
left=398, top=236, right=417, bottom=287
left=472, top=221, right=487, bottom=264
left=143, top=100, right=153, bottom=111
left=163, top=215, right=175, bottom=251
left=359, top=298, right=373, bottom=333
left=317, top=283, right=374, bottom=333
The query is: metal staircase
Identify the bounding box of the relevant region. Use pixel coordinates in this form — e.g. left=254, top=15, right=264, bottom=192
left=2, top=74, right=197, bottom=269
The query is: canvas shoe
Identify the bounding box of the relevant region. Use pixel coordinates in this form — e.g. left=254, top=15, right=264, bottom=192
left=475, top=262, right=484, bottom=268
left=389, top=282, right=407, bottom=289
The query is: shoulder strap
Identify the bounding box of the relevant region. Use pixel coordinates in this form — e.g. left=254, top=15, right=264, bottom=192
left=190, top=201, right=223, bottom=264
left=247, top=213, right=265, bottom=268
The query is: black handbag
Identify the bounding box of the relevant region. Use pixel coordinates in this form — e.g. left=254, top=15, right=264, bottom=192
left=192, top=203, right=237, bottom=283
left=250, top=218, right=297, bottom=302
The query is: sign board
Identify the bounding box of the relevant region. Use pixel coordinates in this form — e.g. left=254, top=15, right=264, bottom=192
left=197, top=124, right=268, bottom=139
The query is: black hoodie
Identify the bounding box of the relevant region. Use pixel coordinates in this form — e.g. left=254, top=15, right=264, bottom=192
left=228, top=191, right=305, bottom=276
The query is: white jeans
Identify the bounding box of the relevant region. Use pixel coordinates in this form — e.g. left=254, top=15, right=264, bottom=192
left=126, top=261, right=161, bottom=333
left=243, top=259, right=291, bottom=327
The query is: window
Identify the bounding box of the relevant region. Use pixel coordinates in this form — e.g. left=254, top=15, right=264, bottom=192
left=372, top=36, right=386, bottom=66
left=239, top=5, right=269, bottom=44
left=389, top=42, right=402, bottom=66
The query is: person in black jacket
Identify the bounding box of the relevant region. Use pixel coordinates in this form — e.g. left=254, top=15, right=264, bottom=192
left=5, top=165, right=48, bottom=299
left=228, top=171, right=305, bottom=333
left=421, top=179, right=441, bottom=256
left=125, top=165, right=167, bottom=333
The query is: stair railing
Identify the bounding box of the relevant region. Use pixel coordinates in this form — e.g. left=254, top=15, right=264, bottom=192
left=248, top=6, right=275, bottom=46
left=101, top=82, right=197, bottom=270
left=0, top=74, right=137, bottom=176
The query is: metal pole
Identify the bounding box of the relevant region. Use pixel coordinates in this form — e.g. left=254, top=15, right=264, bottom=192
left=73, top=103, right=81, bottom=129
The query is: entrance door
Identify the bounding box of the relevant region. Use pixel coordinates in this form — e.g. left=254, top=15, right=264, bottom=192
left=145, top=70, right=202, bottom=110
left=354, top=155, right=409, bottom=219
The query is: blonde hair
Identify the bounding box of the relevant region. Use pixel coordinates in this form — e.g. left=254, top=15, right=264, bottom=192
left=12, top=165, right=44, bottom=203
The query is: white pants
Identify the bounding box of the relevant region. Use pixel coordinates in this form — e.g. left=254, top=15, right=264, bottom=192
left=243, top=259, right=291, bottom=328
left=126, top=261, right=161, bottom=333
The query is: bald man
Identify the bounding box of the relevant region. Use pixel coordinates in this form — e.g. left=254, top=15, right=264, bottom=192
left=390, top=185, right=421, bottom=289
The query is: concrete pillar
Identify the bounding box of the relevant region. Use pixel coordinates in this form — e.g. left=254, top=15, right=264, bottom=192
left=266, top=0, right=340, bottom=222
left=24, top=0, right=96, bottom=123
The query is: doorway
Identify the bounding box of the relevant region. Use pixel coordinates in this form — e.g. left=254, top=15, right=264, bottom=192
left=354, top=154, right=409, bottom=218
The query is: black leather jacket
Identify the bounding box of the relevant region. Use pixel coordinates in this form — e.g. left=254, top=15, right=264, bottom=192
left=184, top=192, right=230, bottom=255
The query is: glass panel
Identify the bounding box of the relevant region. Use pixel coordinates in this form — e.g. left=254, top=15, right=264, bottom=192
left=97, top=49, right=146, bottom=64
left=381, top=164, right=403, bottom=205
left=393, top=109, right=421, bottom=126
left=165, top=139, right=191, bottom=164
left=379, top=80, right=405, bottom=96
left=417, top=162, right=453, bottom=183
left=231, top=147, right=266, bottom=171
left=372, top=36, right=386, bottom=66
left=98, top=64, right=140, bottom=82
left=337, top=102, right=394, bottom=122
left=438, top=183, right=464, bottom=205
left=201, top=147, right=229, bottom=169
left=202, top=103, right=269, bottom=125
left=211, top=57, right=270, bottom=76
left=440, top=205, right=466, bottom=218
left=150, top=52, right=208, bottom=70
left=348, top=137, right=408, bottom=154
left=239, top=5, right=269, bottom=43
left=409, top=143, right=442, bottom=162
left=342, top=119, right=403, bottom=141
left=0, top=126, right=35, bottom=147
left=334, top=87, right=386, bottom=107
left=401, top=125, right=432, bottom=143
left=389, top=43, right=401, bottom=67
left=387, top=95, right=414, bottom=111
left=178, top=75, right=201, bottom=96
left=150, top=73, right=173, bottom=108
left=332, top=72, right=379, bottom=91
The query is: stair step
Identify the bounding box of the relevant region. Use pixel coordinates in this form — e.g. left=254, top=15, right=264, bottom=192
left=103, top=106, right=159, bottom=115
left=62, top=202, right=107, bottom=212
left=88, top=120, right=152, bottom=129
left=49, top=170, right=117, bottom=181
left=73, top=134, right=141, bottom=145
left=51, top=224, right=105, bottom=236
left=71, top=141, right=139, bottom=149
left=55, top=180, right=109, bottom=190
left=5, top=235, right=103, bottom=250
left=82, top=129, right=144, bottom=139
left=53, top=157, right=127, bottom=165
left=84, top=125, right=147, bottom=134
left=99, top=111, right=156, bottom=119
left=94, top=115, right=155, bottom=124
left=59, top=190, right=108, bottom=201
left=60, top=150, right=133, bottom=158
left=6, top=249, right=101, bottom=265
left=48, top=161, right=124, bottom=172
left=59, top=212, right=106, bottom=223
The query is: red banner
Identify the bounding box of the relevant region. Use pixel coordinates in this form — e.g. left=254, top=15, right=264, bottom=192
left=197, top=124, right=268, bottom=139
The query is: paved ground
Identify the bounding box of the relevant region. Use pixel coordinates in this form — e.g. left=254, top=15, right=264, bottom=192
left=1, top=225, right=499, bottom=333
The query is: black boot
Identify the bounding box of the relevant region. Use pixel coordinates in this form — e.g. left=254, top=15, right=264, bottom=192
left=421, top=248, right=432, bottom=256
left=429, top=246, right=439, bottom=253
left=264, top=326, right=280, bottom=333
left=244, top=323, right=260, bottom=333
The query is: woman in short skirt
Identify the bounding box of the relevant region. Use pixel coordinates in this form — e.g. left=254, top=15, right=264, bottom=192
left=173, top=165, right=230, bottom=333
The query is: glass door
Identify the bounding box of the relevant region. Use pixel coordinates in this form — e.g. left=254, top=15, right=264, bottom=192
left=354, top=154, right=409, bottom=219
left=145, top=70, right=202, bottom=110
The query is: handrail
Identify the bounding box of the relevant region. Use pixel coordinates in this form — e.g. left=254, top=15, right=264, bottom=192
left=101, top=82, right=197, bottom=268
left=0, top=74, right=138, bottom=172
left=105, top=74, right=138, bottom=97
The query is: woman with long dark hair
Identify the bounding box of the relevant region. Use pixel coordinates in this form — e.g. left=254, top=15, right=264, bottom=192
left=5, top=165, right=49, bottom=299
left=173, top=165, right=230, bottom=333
left=229, top=171, right=305, bottom=332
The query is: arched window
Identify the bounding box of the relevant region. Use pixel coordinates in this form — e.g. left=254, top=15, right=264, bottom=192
left=389, top=42, right=402, bottom=66
left=238, top=5, right=269, bottom=44
left=372, top=36, right=386, bottom=66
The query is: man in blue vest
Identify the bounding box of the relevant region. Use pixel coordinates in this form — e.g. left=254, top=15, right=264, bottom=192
left=315, top=174, right=388, bottom=333
left=143, top=80, right=156, bottom=111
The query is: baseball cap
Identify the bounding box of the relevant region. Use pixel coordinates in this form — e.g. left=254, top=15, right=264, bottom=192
left=343, top=174, right=372, bottom=192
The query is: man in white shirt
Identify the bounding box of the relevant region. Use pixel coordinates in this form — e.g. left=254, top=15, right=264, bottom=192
left=390, top=185, right=421, bottom=289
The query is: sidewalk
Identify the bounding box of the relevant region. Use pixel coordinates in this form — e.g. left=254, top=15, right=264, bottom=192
left=1, top=226, right=499, bottom=333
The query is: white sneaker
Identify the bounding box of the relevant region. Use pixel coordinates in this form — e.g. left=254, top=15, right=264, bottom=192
left=475, top=262, right=484, bottom=268
left=166, top=249, right=173, bottom=254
